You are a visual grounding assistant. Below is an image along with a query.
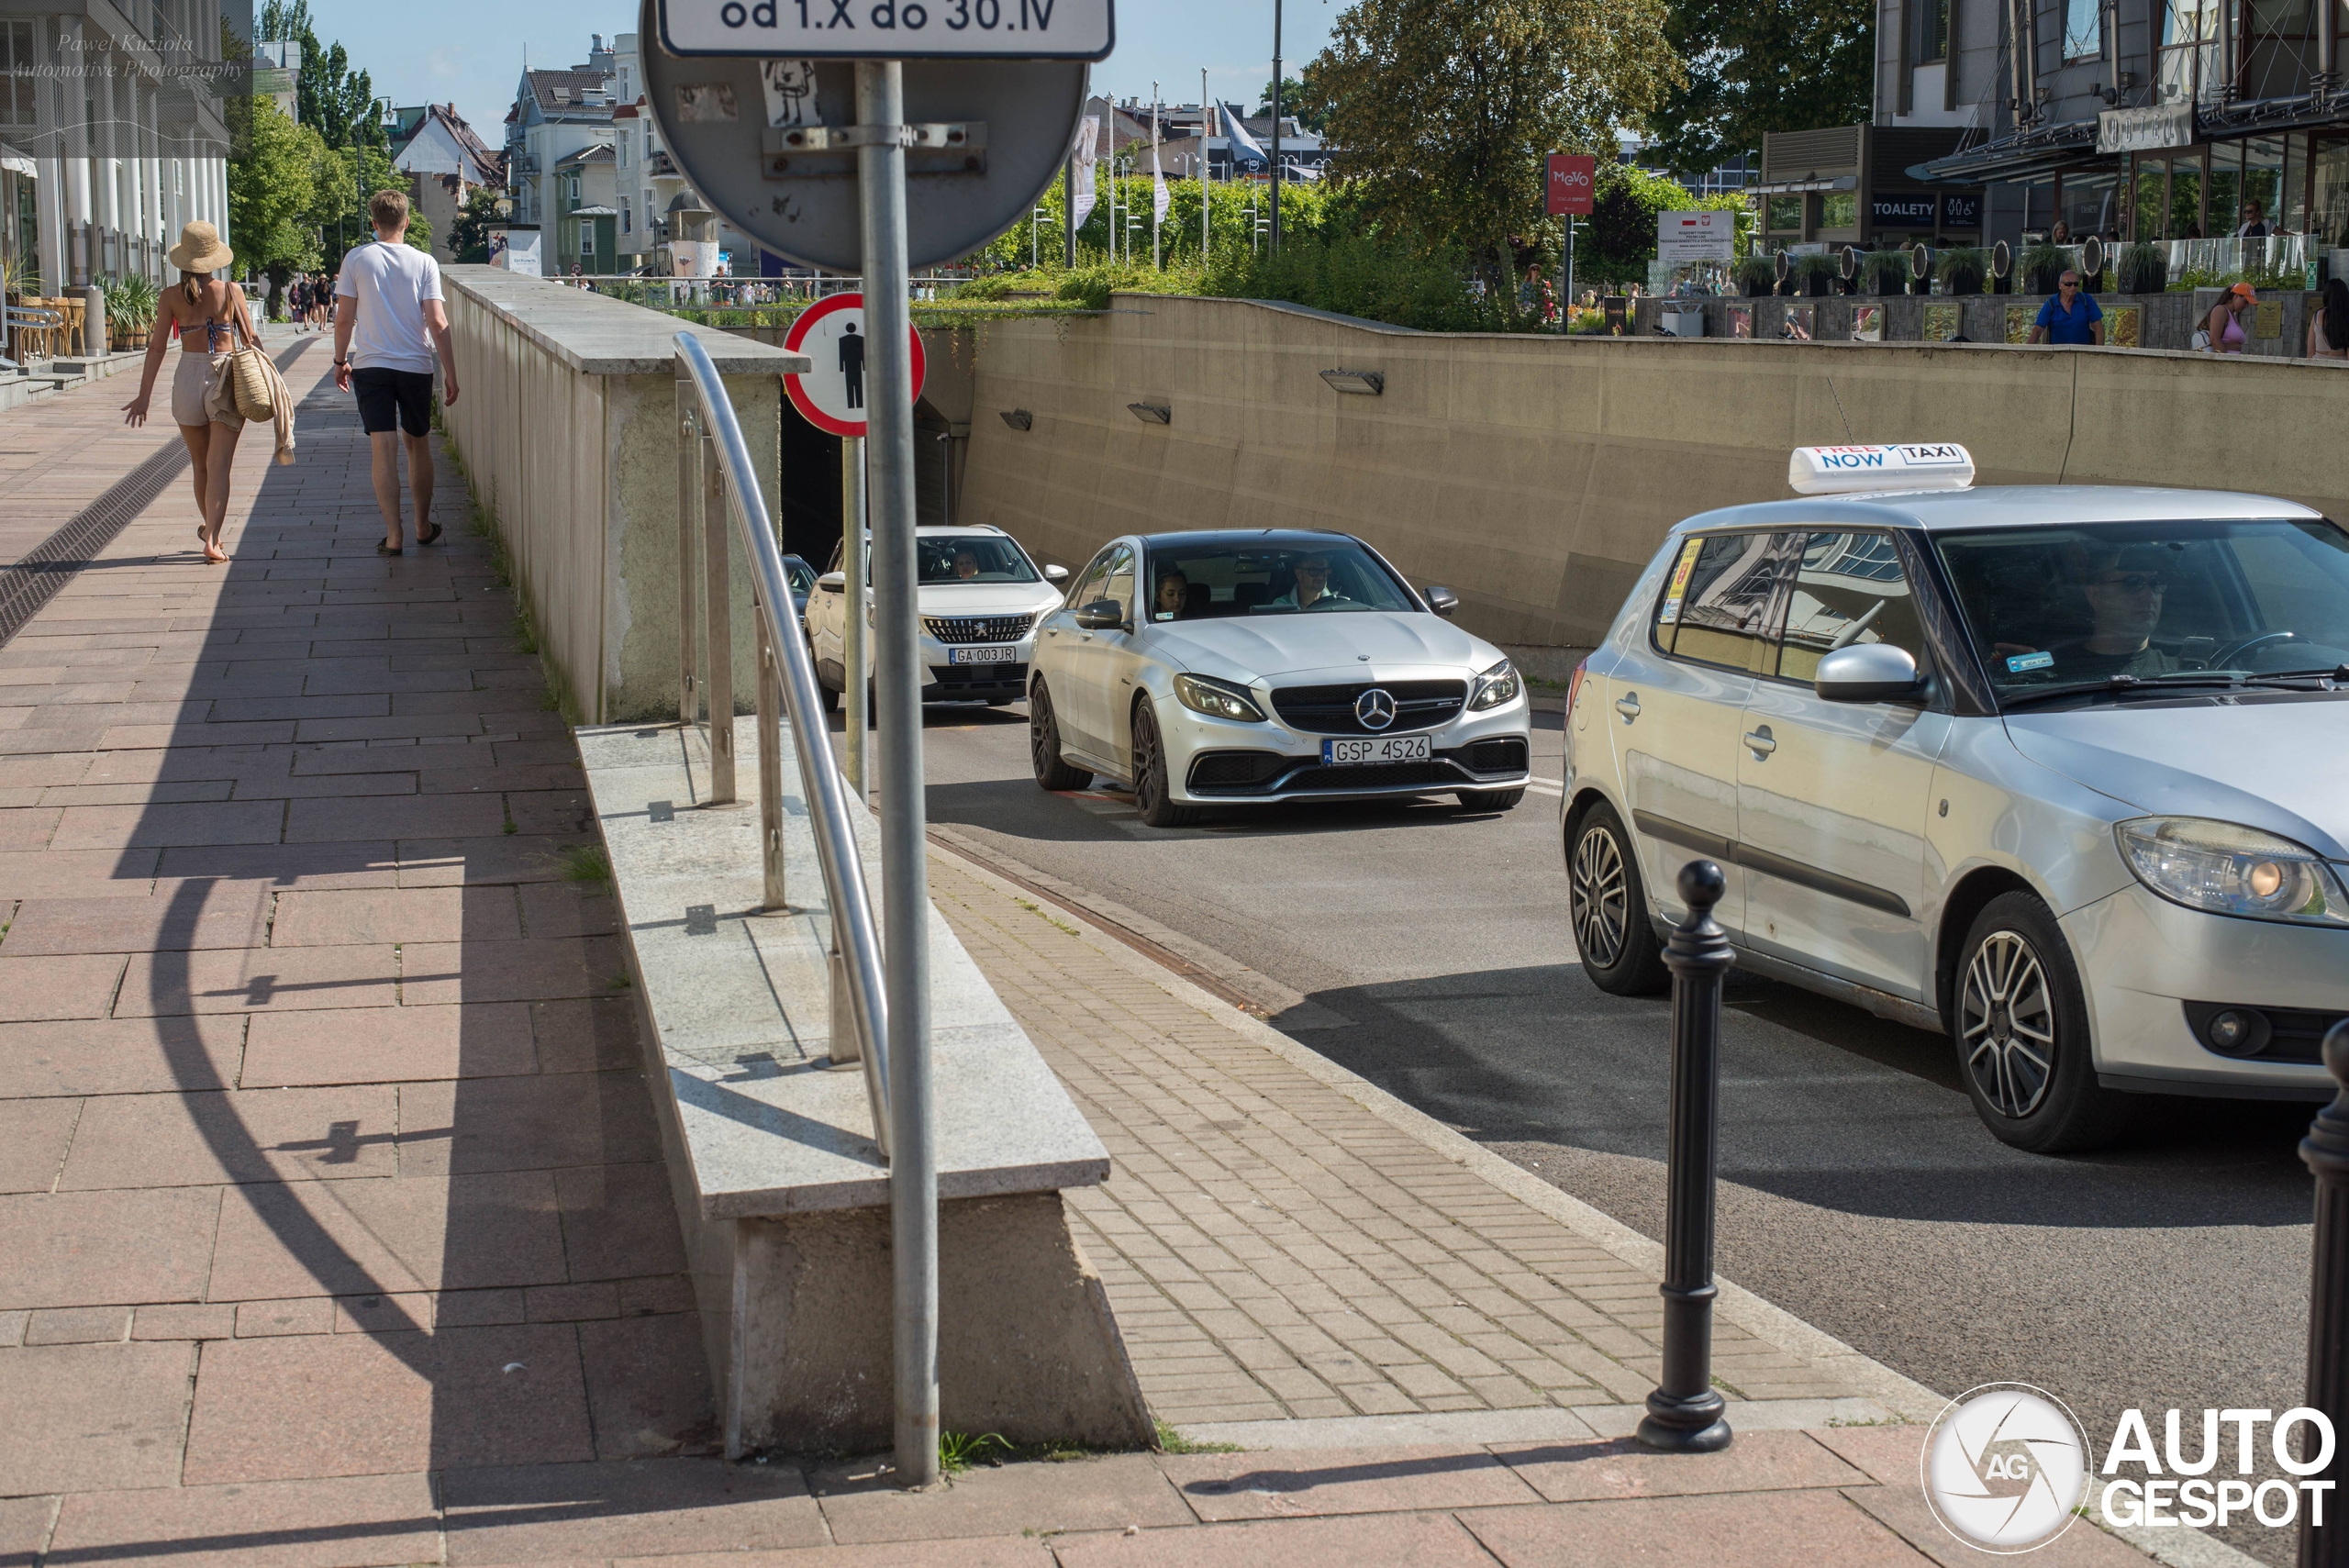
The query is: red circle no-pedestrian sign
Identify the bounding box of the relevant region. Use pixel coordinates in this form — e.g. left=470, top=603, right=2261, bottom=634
left=781, top=293, right=928, bottom=439
left=1547, top=154, right=1598, bottom=217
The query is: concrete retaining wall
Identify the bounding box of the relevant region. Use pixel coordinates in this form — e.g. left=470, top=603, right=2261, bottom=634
left=440, top=268, right=807, bottom=721
left=956, top=293, right=2349, bottom=651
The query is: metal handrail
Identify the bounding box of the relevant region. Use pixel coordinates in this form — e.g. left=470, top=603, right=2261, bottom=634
left=673, top=328, right=892, bottom=1157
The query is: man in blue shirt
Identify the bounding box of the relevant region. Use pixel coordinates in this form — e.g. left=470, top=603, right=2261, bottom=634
left=2029, top=270, right=2105, bottom=346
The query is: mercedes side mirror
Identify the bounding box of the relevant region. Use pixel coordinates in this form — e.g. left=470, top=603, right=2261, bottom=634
left=816, top=571, right=845, bottom=595
left=1814, top=642, right=1924, bottom=703
left=1044, top=563, right=1070, bottom=582
left=1425, top=584, right=1460, bottom=618
left=1074, top=600, right=1125, bottom=630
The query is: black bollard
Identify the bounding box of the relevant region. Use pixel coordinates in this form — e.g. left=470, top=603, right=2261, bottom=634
left=1635, top=861, right=1736, bottom=1454
left=2298, top=1019, right=2349, bottom=1568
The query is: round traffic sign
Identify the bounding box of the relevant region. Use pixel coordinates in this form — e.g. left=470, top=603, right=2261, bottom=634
left=782, top=293, right=928, bottom=437
left=637, top=0, right=1090, bottom=271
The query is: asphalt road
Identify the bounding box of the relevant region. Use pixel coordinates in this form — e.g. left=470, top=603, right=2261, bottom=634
left=877, top=700, right=2319, bottom=1564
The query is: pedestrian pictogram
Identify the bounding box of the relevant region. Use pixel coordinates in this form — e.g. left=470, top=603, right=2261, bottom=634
left=780, top=292, right=927, bottom=437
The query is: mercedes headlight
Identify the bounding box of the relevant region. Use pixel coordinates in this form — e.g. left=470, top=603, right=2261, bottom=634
left=1173, top=673, right=1265, bottom=722
left=2115, top=817, right=2349, bottom=926
left=1469, top=658, right=1521, bottom=711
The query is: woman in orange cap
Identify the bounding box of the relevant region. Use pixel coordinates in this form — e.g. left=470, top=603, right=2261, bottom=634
left=2196, top=281, right=2255, bottom=354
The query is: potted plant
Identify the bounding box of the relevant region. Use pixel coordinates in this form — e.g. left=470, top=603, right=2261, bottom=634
left=1792, top=253, right=1840, bottom=297
left=2117, top=242, right=2168, bottom=295
left=2020, top=241, right=2069, bottom=295
left=1936, top=247, right=1990, bottom=296
left=1861, top=250, right=1911, bottom=295
left=110, top=273, right=157, bottom=350
left=1732, top=256, right=1777, bottom=298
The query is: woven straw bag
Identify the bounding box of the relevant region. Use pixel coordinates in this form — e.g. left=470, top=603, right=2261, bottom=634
left=229, top=342, right=274, bottom=422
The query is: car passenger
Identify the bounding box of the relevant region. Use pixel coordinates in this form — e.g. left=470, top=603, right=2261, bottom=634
left=1153, top=571, right=1189, bottom=620
left=953, top=549, right=981, bottom=580
left=1263, top=554, right=1353, bottom=611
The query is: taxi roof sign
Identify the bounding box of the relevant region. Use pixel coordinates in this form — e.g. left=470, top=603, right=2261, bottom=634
left=1788, top=443, right=1975, bottom=496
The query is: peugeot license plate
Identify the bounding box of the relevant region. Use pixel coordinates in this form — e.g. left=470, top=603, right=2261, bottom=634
left=1322, top=735, right=1432, bottom=765
left=947, top=645, right=1015, bottom=664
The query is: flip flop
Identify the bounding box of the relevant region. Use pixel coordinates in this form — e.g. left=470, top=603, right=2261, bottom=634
left=417, top=521, right=443, bottom=547
left=376, top=540, right=403, bottom=556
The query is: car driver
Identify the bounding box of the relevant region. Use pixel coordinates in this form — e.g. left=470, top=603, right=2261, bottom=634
left=1266, top=554, right=1352, bottom=611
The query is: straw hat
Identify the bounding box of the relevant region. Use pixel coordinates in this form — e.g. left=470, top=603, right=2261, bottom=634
left=167, top=220, right=233, bottom=275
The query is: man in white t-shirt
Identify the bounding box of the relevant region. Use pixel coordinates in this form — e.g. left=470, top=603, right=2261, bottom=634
left=333, top=189, right=461, bottom=553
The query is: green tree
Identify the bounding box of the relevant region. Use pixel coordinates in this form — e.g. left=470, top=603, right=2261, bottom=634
left=450, top=187, right=503, bottom=263
left=1644, top=0, right=1872, bottom=180
left=1312, top=0, right=1681, bottom=295
left=259, top=0, right=387, bottom=151
left=1256, top=67, right=1330, bottom=133
left=226, top=97, right=324, bottom=307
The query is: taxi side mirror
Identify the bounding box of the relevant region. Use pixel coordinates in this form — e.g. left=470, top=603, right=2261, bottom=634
left=1074, top=600, right=1125, bottom=631
left=1815, top=643, right=1925, bottom=703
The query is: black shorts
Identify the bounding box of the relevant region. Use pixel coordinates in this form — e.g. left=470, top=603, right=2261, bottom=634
left=351, top=367, right=436, bottom=437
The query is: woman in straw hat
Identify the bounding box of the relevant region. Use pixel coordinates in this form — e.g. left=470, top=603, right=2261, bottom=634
left=120, top=220, right=257, bottom=563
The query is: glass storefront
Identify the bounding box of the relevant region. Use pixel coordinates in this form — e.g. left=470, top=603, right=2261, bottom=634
left=2314, top=137, right=2349, bottom=247
left=1767, top=195, right=1804, bottom=233
left=2061, top=170, right=2118, bottom=239
left=2245, top=135, right=2289, bottom=232
left=1820, top=191, right=1857, bottom=230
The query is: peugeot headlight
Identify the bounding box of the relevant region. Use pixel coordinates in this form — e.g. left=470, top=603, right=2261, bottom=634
left=1469, top=658, right=1521, bottom=711
left=2114, top=817, right=2349, bottom=927
left=1173, top=673, right=1265, bottom=722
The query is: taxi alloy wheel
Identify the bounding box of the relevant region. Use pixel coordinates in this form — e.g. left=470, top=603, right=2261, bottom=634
left=1953, top=891, right=2130, bottom=1153
left=1567, top=801, right=1667, bottom=995
left=1960, top=931, right=2054, bottom=1120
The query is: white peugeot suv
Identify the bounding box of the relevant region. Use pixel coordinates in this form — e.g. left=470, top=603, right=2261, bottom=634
left=807, top=524, right=1069, bottom=708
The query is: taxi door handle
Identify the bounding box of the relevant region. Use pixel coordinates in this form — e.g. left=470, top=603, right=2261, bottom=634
left=1744, top=725, right=1777, bottom=758
left=1614, top=695, right=1641, bottom=723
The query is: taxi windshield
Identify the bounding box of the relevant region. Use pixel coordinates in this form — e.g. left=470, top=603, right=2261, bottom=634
left=1933, top=518, right=2349, bottom=697
left=918, top=536, right=1040, bottom=584
left=1141, top=541, right=1417, bottom=620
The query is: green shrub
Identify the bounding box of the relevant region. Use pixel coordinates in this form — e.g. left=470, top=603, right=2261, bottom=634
left=1862, top=250, right=1912, bottom=293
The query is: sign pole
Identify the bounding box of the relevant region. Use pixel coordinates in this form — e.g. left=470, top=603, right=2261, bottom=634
left=1562, top=217, right=1574, bottom=331
left=855, top=58, right=939, bottom=1492
left=1269, top=0, right=1283, bottom=256
left=841, top=433, right=868, bottom=795
left=1201, top=69, right=1211, bottom=264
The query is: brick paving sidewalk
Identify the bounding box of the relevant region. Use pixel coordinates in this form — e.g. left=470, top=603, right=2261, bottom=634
left=925, top=848, right=1915, bottom=1438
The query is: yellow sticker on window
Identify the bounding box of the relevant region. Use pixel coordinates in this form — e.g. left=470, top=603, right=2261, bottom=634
left=1657, top=539, right=1701, bottom=627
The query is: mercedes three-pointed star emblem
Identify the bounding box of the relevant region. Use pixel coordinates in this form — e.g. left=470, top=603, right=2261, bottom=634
left=1354, top=688, right=1397, bottom=731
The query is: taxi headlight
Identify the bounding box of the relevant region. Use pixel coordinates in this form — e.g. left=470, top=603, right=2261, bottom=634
left=1469, top=658, right=1521, bottom=711
left=2114, top=817, right=2349, bottom=926
left=1173, top=673, right=1265, bottom=722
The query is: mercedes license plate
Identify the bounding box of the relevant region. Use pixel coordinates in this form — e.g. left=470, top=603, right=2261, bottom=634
left=1322, top=735, right=1432, bottom=765
left=947, top=645, right=1016, bottom=664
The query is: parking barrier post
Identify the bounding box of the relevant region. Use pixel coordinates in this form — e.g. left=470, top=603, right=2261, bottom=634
left=1635, top=860, right=1735, bottom=1455
left=2298, top=1020, right=2349, bottom=1568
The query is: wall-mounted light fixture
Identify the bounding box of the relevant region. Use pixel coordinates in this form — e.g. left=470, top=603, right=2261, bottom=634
left=1319, top=369, right=1385, bottom=395
left=1128, top=402, right=1171, bottom=425
left=999, top=408, right=1033, bottom=431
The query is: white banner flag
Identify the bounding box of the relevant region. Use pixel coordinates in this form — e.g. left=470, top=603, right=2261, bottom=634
left=1152, top=132, right=1170, bottom=225
left=1070, top=115, right=1100, bottom=232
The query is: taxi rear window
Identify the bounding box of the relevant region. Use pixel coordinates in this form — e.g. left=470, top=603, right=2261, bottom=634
left=1652, top=532, right=1785, bottom=673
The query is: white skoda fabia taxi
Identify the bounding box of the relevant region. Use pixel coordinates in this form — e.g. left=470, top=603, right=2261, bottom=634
left=1563, top=443, right=2349, bottom=1152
